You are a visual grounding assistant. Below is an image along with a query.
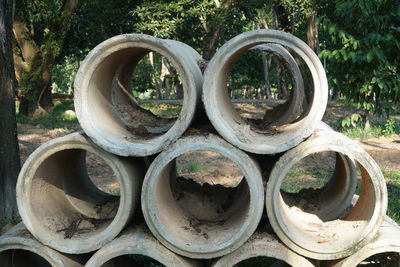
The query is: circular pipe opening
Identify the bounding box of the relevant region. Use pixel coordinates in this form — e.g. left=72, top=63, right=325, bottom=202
left=0, top=249, right=51, bottom=267
left=74, top=34, right=202, bottom=156
left=266, top=130, right=387, bottom=260
left=203, top=29, right=328, bottom=154
left=141, top=135, right=264, bottom=258
left=17, top=133, right=142, bottom=253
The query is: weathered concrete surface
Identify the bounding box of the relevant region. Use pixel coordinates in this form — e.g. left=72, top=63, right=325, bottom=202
left=141, top=134, right=264, bottom=259
left=74, top=34, right=203, bottom=156
left=323, top=216, right=400, bottom=266
left=266, top=125, right=387, bottom=260
left=202, top=29, right=328, bottom=154
left=16, top=132, right=145, bottom=254
left=252, top=43, right=304, bottom=126
left=85, top=224, right=200, bottom=267
left=0, top=223, right=87, bottom=266
left=211, top=231, right=316, bottom=267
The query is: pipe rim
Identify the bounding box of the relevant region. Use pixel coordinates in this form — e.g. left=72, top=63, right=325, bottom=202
left=202, top=29, right=328, bottom=154
left=141, top=135, right=264, bottom=258
left=266, top=131, right=387, bottom=260
left=16, top=133, right=136, bottom=254
left=74, top=34, right=201, bottom=156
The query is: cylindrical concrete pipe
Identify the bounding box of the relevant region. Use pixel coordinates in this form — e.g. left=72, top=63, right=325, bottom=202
left=251, top=43, right=304, bottom=126
left=202, top=29, right=328, bottom=154
left=85, top=225, right=200, bottom=267
left=265, top=126, right=387, bottom=260
left=141, top=134, right=264, bottom=259
left=211, top=231, right=316, bottom=267
left=16, top=132, right=145, bottom=254
left=0, top=223, right=87, bottom=267
left=322, top=216, right=400, bottom=266
left=74, top=34, right=203, bottom=156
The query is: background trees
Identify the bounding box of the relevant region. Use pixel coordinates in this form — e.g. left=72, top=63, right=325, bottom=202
left=0, top=0, right=20, bottom=224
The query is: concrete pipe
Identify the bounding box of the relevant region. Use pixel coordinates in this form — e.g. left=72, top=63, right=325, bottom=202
left=16, top=132, right=144, bottom=254
left=0, top=223, right=87, bottom=267
left=74, top=34, right=203, bottom=156
left=251, top=43, right=304, bottom=126
left=212, top=231, right=315, bottom=267
left=202, top=29, right=328, bottom=154
left=323, top=216, right=400, bottom=266
left=85, top=225, right=199, bottom=267
left=265, top=126, right=387, bottom=260
left=141, top=134, right=264, bottom=259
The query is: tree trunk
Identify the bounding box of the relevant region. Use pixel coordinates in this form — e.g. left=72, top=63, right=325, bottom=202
left=202, top=0, right=233, bottom=60
left=306, top=10, right=320, bottom=54
left=0, top=0, right=21, bottom=224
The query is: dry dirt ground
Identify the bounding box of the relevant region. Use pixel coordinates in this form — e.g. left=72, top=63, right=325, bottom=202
left=17, top=103, right=400, bottom=191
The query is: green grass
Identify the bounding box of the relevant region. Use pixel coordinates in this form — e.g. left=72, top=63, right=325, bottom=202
left=17, top=100, right=78, bottom=129
left=282, top=169, right=331, bottom=193
left=185, top=162, right=204, bottom=173
left=384, top=170, right=400, bottom=224
left=139, top=103, right=181, bottom=117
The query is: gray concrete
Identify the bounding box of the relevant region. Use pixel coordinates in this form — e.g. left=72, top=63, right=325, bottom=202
left=211, top=231, right=316, bottom=267
left=0, top=223, right=87, bottom=266
left=74, top=34, right=203, bottom=156
left=202, top=29, right=328, bottom=154
left=323, top=216, right=400, bottom=266
left=141, top=134, right=264, bottom=259
left=16, top=132, right=145, bottom=254
left=265, top=125, right=387, bottom=260
left=85, top=225, right=199, bottom=267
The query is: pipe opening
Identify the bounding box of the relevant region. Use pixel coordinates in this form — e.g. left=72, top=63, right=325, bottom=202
left=86, top=151, right=120, bottom=196
left=102, top=254, right=162, bottom=267
left=234, top=256, right=289, bottom=267
left=111, top=51, right=183, bottom=140
left=278, top=150, right=379, bottom=253
left=0, top=249, right=51, bottom=267
left=357, top=252, right=400, bottom=266
left=228, top=45, right=306, bottom=132
left=30, top=148, right=120, bottom=240
left=163, top=150, right=249, bottom=244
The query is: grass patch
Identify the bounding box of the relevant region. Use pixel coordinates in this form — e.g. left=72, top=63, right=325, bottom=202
left=384, top=170, right=400, bottom=224
left=17, top=100, right=78, bottom=129
left=282, top=169, right=331, bottom=193
left=140, top=103, right=181, bottom=117
left=185, top=162, right=204, bottom=173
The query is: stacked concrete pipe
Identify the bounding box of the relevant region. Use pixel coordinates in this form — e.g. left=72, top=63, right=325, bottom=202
left=16, top=132, right=145, bottom=254
left=9, top=29, right=399, bottom=266
left=0, top=223, right=87, bottom=266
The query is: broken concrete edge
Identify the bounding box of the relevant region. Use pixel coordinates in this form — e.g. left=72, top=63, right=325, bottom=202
left=85, top=224, right=200, bottom=267
left=322, top=216, right=400, bottom=266
left=0, top=223, right=87, bottom=266
left=16, top=132, right=144, bottom=254
left=141, top=134, right=264, bottom=259
left=74, top=34, right=203, bottom=156
left=202, top=29, right=328, bottom=154
left=211, top=231, right=316, bottom=267
left=265, top=126, right=388, bottom=260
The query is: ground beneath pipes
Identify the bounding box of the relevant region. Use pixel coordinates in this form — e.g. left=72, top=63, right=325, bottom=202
left=17, top=102, right=400, bottom=193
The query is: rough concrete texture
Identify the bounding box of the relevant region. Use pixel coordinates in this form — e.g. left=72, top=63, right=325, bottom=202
left=211, top=231, right=316, bottom=267
left=74, top=34, right=203, bottom=156
left=323, top=216, right=400, bottom=266
left=266, top=125, right=387, bottom=260
left=141, top=134, right=264, bottom=259
left=85, top=224, right=200, bottom=267
left=0, top=223, right=87, bottom=266
left=251, top=43, right=304, bottom=126
left=202, top=29, right=328, bottom=154
left=16, top=132, right=145, bottom=254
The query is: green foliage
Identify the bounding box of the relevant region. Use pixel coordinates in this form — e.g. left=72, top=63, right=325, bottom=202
left=384, top=170, right=400, bottom=224
left=319, top=0, right=400, bottom=114
left=51, top=56, right=79, bottom=94
left=382, top=118, right=396, bottom=137
left=186, top=162, right=204, bottom=173
left=340, top=113, right=362, bottom=128
left=341, top=118, right=400, bottom=139
left=17, top=100, right=77, bottom=129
